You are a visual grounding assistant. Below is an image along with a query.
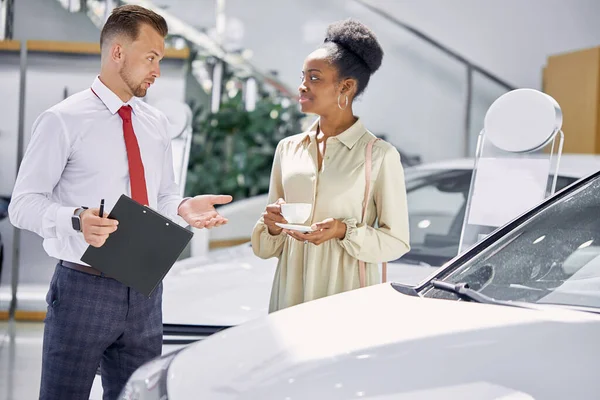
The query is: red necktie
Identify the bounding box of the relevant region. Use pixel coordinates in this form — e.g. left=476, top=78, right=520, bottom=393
left=117, top=105, right=149, bottom=206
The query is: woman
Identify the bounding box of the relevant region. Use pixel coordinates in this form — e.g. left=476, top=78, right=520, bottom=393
left=251, top=19, right=410, bottom=312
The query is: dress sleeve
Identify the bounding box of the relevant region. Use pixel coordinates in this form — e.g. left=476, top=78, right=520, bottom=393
left=338, top=145, right=410, bottom=263
left=251, top=141, right=287, bottom=259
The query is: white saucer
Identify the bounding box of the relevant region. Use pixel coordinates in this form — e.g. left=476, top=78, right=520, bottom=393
left=275, top=223, right=314, bottom=233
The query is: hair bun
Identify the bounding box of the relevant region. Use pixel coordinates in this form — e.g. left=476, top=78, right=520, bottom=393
left=324, top=19, right=383, bottom=74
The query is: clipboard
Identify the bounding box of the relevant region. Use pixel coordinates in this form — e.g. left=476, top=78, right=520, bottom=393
left=81, top=194, right=193, bottom=297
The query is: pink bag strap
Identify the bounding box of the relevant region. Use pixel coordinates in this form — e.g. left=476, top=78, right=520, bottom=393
left=359, top=138, right=387, bottom=288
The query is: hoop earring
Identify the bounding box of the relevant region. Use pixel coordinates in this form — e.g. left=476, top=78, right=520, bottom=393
left=338, top=93, right=349, bottom=110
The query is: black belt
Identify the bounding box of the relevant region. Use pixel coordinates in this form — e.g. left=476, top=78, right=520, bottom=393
left=59, top=260, right=111, bottom=278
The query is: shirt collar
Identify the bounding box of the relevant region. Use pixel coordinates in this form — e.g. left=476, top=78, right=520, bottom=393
left=91, top=76, right=139, bottom=115
left=302, top=118, right=319, bottom=142
left=303, top=117, right=366, bottom=149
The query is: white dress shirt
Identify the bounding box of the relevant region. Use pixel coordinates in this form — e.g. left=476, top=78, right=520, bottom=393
left=9, top=76, right=186, bottom=265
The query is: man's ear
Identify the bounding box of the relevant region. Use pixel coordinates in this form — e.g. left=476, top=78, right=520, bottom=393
left=110, top=43, right=124, bottom=63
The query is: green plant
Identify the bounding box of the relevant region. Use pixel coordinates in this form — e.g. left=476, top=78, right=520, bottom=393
left=185, top=83, right=303, bottom=200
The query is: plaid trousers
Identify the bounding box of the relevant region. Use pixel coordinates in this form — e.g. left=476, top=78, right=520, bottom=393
left=39, top=263, right=163, bottom=400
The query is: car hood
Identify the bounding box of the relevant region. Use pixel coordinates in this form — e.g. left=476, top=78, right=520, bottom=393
left=167, top=283, right=600, bottom=399
left=162, top=244, right=276, bottom=326
left=162, top=245, right=437, bottom=327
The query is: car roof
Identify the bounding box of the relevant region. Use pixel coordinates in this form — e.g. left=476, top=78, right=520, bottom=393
left=410, top=154, right=600, bottom=179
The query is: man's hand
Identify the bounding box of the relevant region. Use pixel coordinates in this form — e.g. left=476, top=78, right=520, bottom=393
left=263, top=198, right=287, bottom=236
left=178, top=194, right=233, bottom=229
left=284, top=218, right=346, bottom=245
left=80, top=208, right=119, bottom=248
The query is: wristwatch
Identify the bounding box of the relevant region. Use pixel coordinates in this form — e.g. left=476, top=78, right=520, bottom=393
left=71, top=207, right=88, bottom=232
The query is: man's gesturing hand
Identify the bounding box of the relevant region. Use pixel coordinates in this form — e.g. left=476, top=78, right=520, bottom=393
left=178, top=194, right=233, bottom=229
left=80, top=208, right=119, bottom=248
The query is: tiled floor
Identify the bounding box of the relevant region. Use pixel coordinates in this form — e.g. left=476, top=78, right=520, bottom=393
left=0, top=321, right=103, bottom=399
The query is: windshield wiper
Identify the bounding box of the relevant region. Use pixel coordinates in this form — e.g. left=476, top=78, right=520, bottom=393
left=430, top=280, right=543, bottom=311
left=431, top=279, right=500, bottom=304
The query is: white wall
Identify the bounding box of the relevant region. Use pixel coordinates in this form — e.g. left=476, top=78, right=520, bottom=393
left=367, top=0, right=600, bottom=89
left=13, top=0, right=100, bottom=41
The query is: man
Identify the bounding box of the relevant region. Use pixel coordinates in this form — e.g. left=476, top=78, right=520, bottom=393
left=8, top=5, right=231, bottom=399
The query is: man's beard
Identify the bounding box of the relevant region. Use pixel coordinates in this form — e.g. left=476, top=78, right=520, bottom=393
left=119, top=61, right=147, bottom=98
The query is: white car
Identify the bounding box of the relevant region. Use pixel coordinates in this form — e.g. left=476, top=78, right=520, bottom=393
left=121, top=159, right=600, bottom=399
left=162, top=154, right=600, bottom=328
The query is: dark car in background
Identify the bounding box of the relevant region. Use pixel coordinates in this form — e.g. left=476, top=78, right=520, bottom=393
left=0, top=196, right=10, bottom=283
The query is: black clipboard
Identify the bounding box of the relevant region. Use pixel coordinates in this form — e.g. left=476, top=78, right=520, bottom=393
left=81, top=194, right=193, bottom=297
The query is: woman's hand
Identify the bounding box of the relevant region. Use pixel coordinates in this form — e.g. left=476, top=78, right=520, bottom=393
left=263, top=198, right=287, bottom=235
left=284, top=218, right=347, bottom=245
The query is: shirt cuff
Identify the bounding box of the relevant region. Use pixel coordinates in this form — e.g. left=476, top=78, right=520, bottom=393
left=174, top=197, right=192, bottom=227
left=338, top=218, right=366, bottom=248
left=262, top=223, right=287, bottom=240
left=178, top=197, right=191, bottom=209
left=56, top=206, right=80, bottom=238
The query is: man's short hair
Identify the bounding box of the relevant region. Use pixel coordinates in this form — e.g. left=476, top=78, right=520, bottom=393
left=100, top=5, right=168, bottom=49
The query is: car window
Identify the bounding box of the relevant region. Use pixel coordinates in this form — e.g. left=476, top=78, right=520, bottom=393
left=424, top=173, right=600, bottom=310
left=393, top=170, right=472, bottom=266
left=395, top=173, right=579, bottom=267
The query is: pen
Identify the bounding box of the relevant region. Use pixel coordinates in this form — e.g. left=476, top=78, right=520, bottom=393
left=99, top=198, right=104, bottom=218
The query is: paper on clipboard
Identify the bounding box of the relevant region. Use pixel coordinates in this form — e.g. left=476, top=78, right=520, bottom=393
left=467, top=157, right=550, bottom=227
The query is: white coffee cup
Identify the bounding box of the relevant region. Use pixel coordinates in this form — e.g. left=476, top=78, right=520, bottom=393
left=280, top=203, right=312, bottom=224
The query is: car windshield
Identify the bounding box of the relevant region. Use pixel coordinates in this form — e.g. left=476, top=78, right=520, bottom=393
left=396, top=169, right=577, bottom=267
left=423, top=173, right=600, bottom=310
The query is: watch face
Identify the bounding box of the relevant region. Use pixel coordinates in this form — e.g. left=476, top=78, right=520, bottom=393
left=72, top=215, right=81, bottom=232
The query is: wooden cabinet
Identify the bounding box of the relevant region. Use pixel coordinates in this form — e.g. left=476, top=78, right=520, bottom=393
left=543, top=46, right=600, bottom=154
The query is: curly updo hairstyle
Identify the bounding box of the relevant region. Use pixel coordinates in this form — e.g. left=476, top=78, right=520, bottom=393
left=321, top=19, right=384, bottom=97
